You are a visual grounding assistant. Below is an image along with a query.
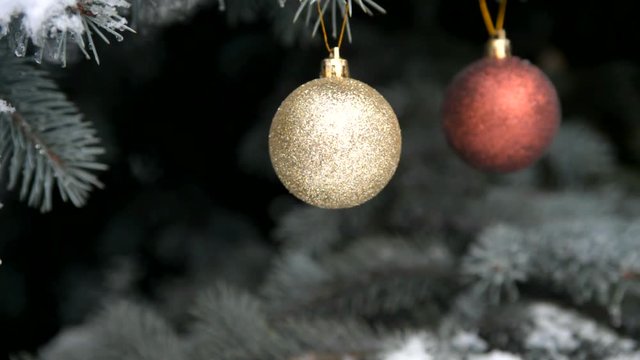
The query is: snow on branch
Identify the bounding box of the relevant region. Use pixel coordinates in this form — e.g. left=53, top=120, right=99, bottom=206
left=479, top=302, right=637, bottom=359
left=0, top=0, right=133, bottom=65
left=0, top=53, right=107, bottom=211
left=0, top=99, right=16, bottom=114
left=378, top=331, right=529, bottom=360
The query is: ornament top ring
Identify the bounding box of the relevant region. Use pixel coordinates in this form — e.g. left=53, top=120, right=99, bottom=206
left=269, top=48, right=402, bottom=209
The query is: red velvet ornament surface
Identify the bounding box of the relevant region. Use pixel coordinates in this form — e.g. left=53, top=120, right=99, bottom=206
left=442, top=56, right=561, bottom=172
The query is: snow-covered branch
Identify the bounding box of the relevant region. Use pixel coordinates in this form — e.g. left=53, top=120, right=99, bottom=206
left=0, top=0, right=133, bottom=65
left=463, top=219, right=640, bottom=324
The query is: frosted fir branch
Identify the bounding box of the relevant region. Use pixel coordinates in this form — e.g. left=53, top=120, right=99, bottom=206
left=546, top=122, right=616, bottom=188
left=187, top=285, right=504, bottom=360
left=280, top=0, right=386, bottom=17
left=273, top=202, right=390, bottom=255
left=279, top=0, right=386, bottom=43
left=89, top=301, right=185, bottom=360
left=278, top=318, right=380, bottom=357
left=532, top=219, right=640, bottom=323
left=465, top=187, right=636, bottom=229
left=189, top=284, right=289, bottom=360
left=274, top=207, right=343, bottom=253
left=463, top=225, right=531, bottom=303
left=262, top=237, right=456, bottom=317
left=38, top=301, right=185, bottom=360
left=188, top=284, right=384, bottom=360
left=0, top=0, right=133, bottom=66
left=463, top=219, right=640, bottom=324
left=0, top=53, right=106, bottom=211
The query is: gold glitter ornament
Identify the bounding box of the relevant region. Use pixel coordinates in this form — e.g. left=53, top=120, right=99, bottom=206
left=269, top=48, right=402, bottom=209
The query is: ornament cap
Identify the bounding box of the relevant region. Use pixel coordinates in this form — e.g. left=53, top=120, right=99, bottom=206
left=486, top=30, right=511, bottom=59
left=320, top=47, right=350, bottom=79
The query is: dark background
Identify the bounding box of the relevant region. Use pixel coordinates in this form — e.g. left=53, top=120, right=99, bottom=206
left=1, top=0, right=639, bottom=357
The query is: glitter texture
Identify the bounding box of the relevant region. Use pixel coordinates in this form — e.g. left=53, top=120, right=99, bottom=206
left=269, top=77, right=402, bottom=209
left=442, top=56, right=561, bottom=173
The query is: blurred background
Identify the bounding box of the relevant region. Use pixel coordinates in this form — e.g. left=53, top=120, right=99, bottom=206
left=1, top=0, right=639, bottom=358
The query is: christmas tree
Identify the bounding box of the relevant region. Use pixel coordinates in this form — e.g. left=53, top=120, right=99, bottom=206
left=1, top=1, right=639, bottom=359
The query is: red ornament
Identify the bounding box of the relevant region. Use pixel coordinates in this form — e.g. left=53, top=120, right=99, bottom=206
left=442, top=56, right=561, bottom=172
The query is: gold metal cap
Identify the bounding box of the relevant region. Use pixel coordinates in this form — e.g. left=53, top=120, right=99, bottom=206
left=486, top=30, right=511, bottom=59
left=320, top=47, right=350, bottom=78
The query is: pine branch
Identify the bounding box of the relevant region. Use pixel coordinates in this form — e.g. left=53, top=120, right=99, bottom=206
left=39, top=300, right=185, bottom=360
left=463, top=219, right=640, bottom=324
left=263, top=237, right=457, bottom=317
left=546, top=122, right=616, bottom=188
left=0, top=53, right=106, bottom=211
left=279, top=0, right=386, bottom=43
left=189, top=284, right=291, bottom=360
left=1, top=0, right=133, bottom=66
left=277, top=317, right=380, bottom=356
left=274, top=203, right=391, bottom=256
left=94, top=301, right=185, bottom=360
left=188, top=284, right=384, bottom=360
left=462, top=225, right=531, bottom=303
left=274, top=207, right=344, bottom=254
left=465, top=187, right=637, bottom=229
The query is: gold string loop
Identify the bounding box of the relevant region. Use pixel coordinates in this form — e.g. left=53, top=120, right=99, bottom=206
left=479, top=0, right=508, bottom=37
left=316, top=0, right=350, bottom=55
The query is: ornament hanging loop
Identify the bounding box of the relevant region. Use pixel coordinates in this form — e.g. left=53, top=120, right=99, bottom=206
left=316, top=0, right=350, bottom=54
left=479, top=0, right=508, bottom=37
